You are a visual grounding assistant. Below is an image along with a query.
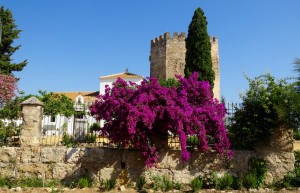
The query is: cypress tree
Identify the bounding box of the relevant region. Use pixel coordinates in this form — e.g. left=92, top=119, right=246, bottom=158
left=184, top=7, right=215, bottom=89
left=0, top=6, right=27, bottom=76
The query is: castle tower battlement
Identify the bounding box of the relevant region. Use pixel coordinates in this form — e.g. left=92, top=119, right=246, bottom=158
left=151, top=32, right=186, bottom=45
left=150, top=32, right=220, bottom=100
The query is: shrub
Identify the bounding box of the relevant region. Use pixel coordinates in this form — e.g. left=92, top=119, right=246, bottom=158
left=0, top=176, right=6, bottom=187
left=151, top=174, right=173, bottom=191
left=282, top=151, right=300, bottom=187
left=85, top=133, right=97, bottom=143
left=216, top=173, right=234, bottom=190
left=136, top=176, right=146, bottom=190
left=243, top=173, right=258, bottom=189
left=202, top=172, right=218, bottom=189
left=19, top=177, right=44, bottom=187
left=187, top=135, right=199, bottom=151
left=89, top=123, right=100, bottom=133
left=103, top=179, right=116, bottom=191
left=173, top=182, right=182, bottom=190
left=231, top=176, right=243, bottom=190
left=229, top=73, right=300, bottom=149
left=294, top=130, right=300, bottom=140
left=61, top=133, right=75, bottom=147
left=190, top=177, right=203, bottom=192
left=250, top=158, right=267, bottom=187
left=78, top=178, right=89, bottom=188
left=90, top=72, right=231, bottom=167
left=162, top=175, right=173, bottom=191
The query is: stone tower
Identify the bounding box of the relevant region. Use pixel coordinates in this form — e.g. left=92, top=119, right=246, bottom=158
left=150, top=32, right=220, bottom=100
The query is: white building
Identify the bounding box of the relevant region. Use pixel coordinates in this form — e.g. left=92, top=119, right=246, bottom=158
left=99, top=69, right=144, bottom=95
left=45, top=70, right=144, bottom=139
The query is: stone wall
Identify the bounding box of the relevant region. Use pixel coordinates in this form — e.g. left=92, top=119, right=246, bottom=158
left=150, top=32, right=220, bottom=100
left=0, top=146, right=254, bottom=185
left=0, top=146, right=294, bottom=185
left=0, top=95, right=295, bottom=186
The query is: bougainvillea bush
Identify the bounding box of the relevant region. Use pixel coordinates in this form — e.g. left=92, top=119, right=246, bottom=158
left=90, top=72, right=231, bottom=166
left=0, top=74, right=18, bottom=108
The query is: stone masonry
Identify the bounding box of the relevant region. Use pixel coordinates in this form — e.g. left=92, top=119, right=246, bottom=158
left=150, top=32, right=220, bottom=100
left=0, top=89, right=295, bottom=186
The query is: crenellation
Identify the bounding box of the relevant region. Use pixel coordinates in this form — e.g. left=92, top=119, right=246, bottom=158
left=210, top=36, right=218, bottom=43
left=151, top=32, right=187, bottom=46
left=164, top=32, right=170, bottom=39
left=179, top=32, right=186, bottom=38
left=173, top=32, right=178, bottom=38
left=150, top=32, right=220, bottom=100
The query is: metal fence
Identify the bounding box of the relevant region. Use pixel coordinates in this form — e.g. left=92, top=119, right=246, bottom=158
left=225, top=102, right=239, bottom=126
left=0, top=116, right=22, bottom=147
left=0, top=102, right=240, bottom=148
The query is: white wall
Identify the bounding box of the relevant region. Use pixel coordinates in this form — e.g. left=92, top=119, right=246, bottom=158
left=99, top=77, right=144, bottom=95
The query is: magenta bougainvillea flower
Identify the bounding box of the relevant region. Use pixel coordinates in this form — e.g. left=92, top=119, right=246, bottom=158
left=90, top=72, right=231, bottom=167
left=0, top=74, right=18, bottom=107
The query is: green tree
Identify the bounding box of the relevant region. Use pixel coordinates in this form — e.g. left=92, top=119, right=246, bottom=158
left=184, top=7, right=215, bottom=89
left=228, top=73, right=300, bottom=149
left=0, top=91, right=75, bottom=120
left=294, top=58, right=300, bottom=92
left=0, top=6, right=27, bottom=76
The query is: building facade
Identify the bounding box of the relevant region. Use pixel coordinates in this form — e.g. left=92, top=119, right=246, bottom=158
left=150, top=32, right=220, bottom=100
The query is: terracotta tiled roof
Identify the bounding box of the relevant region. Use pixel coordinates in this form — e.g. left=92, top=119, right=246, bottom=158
left=100, top=72, right=143, bottom=80
left=55, top=91, right=99, bottom=103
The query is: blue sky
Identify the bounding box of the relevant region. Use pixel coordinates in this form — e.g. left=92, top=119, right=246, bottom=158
left=2, top=0, right=300, bottom=103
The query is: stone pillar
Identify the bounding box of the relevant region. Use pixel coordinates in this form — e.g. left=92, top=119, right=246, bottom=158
left=20, top=97, right=44, bottom=147
left=255, top=127, right=295, bottom=183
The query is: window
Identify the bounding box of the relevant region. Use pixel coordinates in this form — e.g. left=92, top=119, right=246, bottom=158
left=50, top=115, right=56, bottom=122
left=75, top=111, right=85, bottom=119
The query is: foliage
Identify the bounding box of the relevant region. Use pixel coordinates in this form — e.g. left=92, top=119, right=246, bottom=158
left=184, top=7, right=215, bottom=89
left=159, top=78, right=179, bottom=88
left=173, top=182, right=182, bottom=190
left=294, top=58, right=300, bottom=92
left=201, top=172, right=218, bottom=189
left=0, top=176, right=60, bottom=189
left=89, top=123, right=100, bottom=133
left=150, top=174, right=173, bottom=191
left=0, top=176, right=6, bottom=187
left=240, top=158, right=267, bottom=189
left=38, top=90, right=75, bottom=117
left=90, top=72, right=231, bottom=167
left=243, top=173, right=258, bottom=189
left=231, top=176, right=243, bottom=190
left=0, top=6, right=27, bottom=76
left=187, top=135, right=199, bottom=152
left=249, top=157, right=267, bottom=187
left=190, top=176, right=203, bottom=192
left=216, top=173, right=234, bottom=190
left=61, top=133, right=75, bottom=147
left=136, top=176, right=146, bottom=190
left=85, top=133, right=97, bottom=143
left=18, top=177, right=44, bottom=187
left=103, top=179, right=116, bottom=191
left=282, top=151, right=300, bottom=187
left=0, top=120, right=20, bottom=146
left=294, top=130, right=300, bottom=140
left=228, top=73, right=300, bottom=149
left=77, top=177, right=91, bottom=188
left=0, top=74, right=18, bottom=108
left=0, top=95, right=28, bottom=120
left=0, top=90, right=75, bottom=122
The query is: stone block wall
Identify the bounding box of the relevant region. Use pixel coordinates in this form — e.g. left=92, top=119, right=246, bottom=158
left=150, top=32, right=220, bottom=100
left=0, top=146, right=255, bottom=185
left=0, top=90, right=295, bottom=186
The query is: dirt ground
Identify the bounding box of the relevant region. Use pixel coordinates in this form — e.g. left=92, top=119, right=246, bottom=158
left=1, top=187, right=300, bottom=193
